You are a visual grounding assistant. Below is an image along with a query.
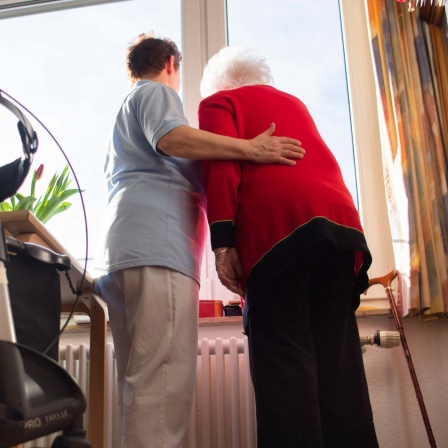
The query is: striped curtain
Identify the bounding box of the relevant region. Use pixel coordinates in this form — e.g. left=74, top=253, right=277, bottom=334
left=365, top=0, right=448, bottom=317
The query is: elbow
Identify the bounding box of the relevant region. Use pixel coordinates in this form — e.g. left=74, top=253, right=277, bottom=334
left=157, top=126, right=187, bottom=156
left=156, top=134, right=173, bottom=156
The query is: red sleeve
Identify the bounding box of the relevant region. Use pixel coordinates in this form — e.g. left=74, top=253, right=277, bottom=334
left=198, top=97, right=242, bottom=250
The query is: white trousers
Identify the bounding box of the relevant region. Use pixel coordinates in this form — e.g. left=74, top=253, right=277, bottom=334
left=96, top=266, right=199, bottom=448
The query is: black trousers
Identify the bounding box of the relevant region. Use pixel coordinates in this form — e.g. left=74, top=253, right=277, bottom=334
left=247, top=243, right=379, bottom=448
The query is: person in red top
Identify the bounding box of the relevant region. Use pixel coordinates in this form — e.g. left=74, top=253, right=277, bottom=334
left=199, top=47, right=379, bottom=448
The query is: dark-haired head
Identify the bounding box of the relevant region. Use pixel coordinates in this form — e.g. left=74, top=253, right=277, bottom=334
left=126, top=33, right=182, bottom=85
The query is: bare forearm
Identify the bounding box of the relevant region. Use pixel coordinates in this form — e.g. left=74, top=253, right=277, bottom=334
left=157, top=124, right=305, bottom=165
left=158, top=125, right=249, bottom=160
left=214, top=247, right=244, bottom=296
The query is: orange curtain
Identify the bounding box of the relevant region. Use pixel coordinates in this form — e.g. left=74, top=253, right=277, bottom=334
left=365, top=0, right=448, bottom=317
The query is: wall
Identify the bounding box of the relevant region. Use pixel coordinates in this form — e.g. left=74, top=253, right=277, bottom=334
left=359, top=316, right=448, bottom=448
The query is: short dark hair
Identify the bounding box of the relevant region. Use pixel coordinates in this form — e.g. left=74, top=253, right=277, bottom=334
left=126, top=33, right=182, bottom=83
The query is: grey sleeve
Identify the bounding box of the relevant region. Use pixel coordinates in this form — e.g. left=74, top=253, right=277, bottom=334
left=133, top=84, right=189, bottom=155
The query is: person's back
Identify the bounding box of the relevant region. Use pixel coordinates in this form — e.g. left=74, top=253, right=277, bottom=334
left=102, top=80, right=207, bottom=282
left=200, top=84, right=367, bottom=294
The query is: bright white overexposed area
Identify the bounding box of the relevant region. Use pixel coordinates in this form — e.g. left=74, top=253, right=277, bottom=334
left=227, top=0, right=357, bottom=204
left=0, top=0, right=181, bottom=272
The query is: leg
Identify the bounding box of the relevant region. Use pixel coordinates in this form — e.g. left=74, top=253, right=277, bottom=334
left=308, top=248, right=378, bottom=448
left=247, top=243, right=378, bottom=448
left=247, top=263, right=324, bottom=448
left=96, top=266, right=199, bottom=448
left=95, top=270, right=130, bottom=411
